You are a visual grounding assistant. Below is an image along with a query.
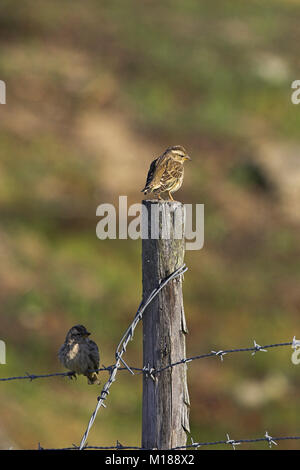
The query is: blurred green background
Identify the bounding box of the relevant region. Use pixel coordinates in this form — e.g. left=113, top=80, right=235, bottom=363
left=0, top=0, right=300, bottom=450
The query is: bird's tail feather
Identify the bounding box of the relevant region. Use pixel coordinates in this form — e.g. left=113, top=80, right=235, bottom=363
left=141, top=186, right=151, bottom=194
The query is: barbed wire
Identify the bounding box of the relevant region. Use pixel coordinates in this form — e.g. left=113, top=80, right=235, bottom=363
left=1, top=336, right=298, bottom=383
left=1, top=261, right=299, bottom=451
left=78, top=264, right=188, bottom=450
left=0, top=366, right=138, bottom=382
left=172, top=431, right=300, bottom=450
left=151, top=338, right=297, bottom=375
left=38, top=432, right=300, bottom=450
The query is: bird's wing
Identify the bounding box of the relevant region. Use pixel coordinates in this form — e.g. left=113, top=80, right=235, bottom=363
left=58, top=344, right=67, bottom=366
left=142, top=157, right=158, bottom=191
left=88, top=341, right=100, bottom=369
left=145, top=154, right=170, bottom=190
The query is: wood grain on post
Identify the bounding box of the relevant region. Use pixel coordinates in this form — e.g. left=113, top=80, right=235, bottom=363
left=141, top=200, right=190, bottom=450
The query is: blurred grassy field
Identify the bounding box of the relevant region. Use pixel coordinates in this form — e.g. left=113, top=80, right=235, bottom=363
left=0, top=0, right=300, bottom=449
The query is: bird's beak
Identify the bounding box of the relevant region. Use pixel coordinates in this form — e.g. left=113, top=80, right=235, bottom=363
left=85, top=332, right=91, bottom=337
left=185, top=155, right=191, bottom=161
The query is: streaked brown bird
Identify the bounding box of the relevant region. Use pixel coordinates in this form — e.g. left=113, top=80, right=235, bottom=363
left=141, top=145, right=191, bottom=201
left=58, top=325, right=101, bottom=385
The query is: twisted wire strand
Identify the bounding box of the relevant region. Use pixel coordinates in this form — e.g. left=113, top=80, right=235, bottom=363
left=152, top=340, right=294, bottom=374
left=172, top=434, right=300, bottom=450
left=0, top=342, right=293, bottom=382
left=78, top=264, right=188, bottom=450
left=0, top=340, right=295, bottom=382
left=38, top=434, right=300, bottom=450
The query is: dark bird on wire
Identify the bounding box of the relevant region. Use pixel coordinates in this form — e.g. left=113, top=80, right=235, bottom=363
left=58, top=325, right=101, bottom=385
left=141, top=145, right=191, bottom=201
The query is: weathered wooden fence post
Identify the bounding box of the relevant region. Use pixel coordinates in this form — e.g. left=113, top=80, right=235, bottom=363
left=141, top=200, right=190, bottom=449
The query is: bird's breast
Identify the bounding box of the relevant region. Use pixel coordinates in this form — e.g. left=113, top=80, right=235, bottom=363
left=68, top=343, right=79, bottom=360
left=62, top=342, right=89, bottom=374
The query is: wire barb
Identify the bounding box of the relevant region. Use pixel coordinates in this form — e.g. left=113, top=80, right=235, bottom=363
left=190, top=436, right=201, bottom=449
left=265, top=431, right=278, bottom=448
left=251, top=340, right=268, bottom=356
left=143, top=364, right=156, bottom=382
left=226, top=433, right=241, bottom=450
left=292, top=336, right=300, bottom=350
left=211, top=350, right=227, bottom=361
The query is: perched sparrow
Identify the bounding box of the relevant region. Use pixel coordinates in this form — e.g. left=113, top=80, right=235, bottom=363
left=58, top=325, right=101, bottom=385
left=141, top=145, right=191, bottom=201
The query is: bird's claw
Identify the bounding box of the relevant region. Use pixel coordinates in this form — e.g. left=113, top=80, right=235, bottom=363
left=67, top=371, right=77, bottom=381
